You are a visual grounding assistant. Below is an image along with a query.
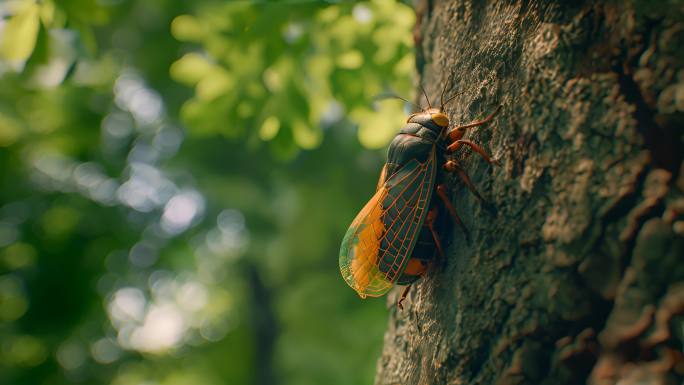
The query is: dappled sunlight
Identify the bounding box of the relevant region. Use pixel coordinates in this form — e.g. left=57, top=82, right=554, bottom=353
left=107, top=273, right=232, bottom=355
left=161, top=191, right=205, bottom=235
left=114, top=72, right=164, bottom=126
left=125, top=303, right=186, bottom=352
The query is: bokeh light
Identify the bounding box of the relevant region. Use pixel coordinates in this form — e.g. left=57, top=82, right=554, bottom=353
left=0, top=0, right=414, bottom=384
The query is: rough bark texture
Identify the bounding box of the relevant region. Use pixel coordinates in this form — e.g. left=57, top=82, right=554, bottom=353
left=376, top=1, right=684, bottom=384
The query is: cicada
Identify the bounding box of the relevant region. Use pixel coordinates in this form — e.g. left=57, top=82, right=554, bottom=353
left=339, top=85, right=501, bottom=308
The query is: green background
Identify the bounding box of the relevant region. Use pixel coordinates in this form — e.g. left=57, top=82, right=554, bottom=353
left=0, top=0, right=415, bottom=384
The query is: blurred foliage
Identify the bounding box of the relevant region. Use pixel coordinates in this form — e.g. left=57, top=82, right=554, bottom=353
left=0, top=0, right=415, bottom=385
left=169, top=0, right=414, bottom=155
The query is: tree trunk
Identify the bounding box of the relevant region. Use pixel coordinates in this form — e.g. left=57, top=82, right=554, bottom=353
left=375, top=1, right=684, bottom=384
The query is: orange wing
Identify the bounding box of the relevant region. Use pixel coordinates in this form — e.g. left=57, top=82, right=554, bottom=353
left=339, top=147, right=436, bottom=298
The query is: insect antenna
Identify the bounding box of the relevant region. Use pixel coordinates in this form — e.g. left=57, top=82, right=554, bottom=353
left=439, top=79, right=449, bottom=109
left=439, top=71, right=464, bottom=110
left=440, top=90, right=466, bottom=110
left=374, top=93, right=422, bottom=111
left=419, top=84, right=432, bottom=109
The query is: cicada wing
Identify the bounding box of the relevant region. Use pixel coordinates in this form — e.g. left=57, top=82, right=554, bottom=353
left=339, top=188, right=391, bottom=297
left=339, top=147, right=437, bottom=298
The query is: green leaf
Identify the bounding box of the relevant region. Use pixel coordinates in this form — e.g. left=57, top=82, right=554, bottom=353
left=1, top=3, right=41, bottom=62
left=28, top=29, right=80, bottom=88
left=170, top=53, right=214, bottom=85
left=170, top=15, right=205, bottom=42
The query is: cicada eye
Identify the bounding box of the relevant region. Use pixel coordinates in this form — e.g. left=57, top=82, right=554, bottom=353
left=431, top=112, right=449, bottom=127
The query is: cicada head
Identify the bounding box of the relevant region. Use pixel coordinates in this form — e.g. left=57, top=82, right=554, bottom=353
left=405, top=79, right=461, bottom=134
left=426, top=107, right=450, bottom=128
left=406, top=107, right=450, bottom=137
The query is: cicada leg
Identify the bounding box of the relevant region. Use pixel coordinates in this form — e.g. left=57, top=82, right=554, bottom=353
left=436, top=184, right=470, bottom=242
left=444, top=160, right=485, bottom=201
left=447, top=140, right=499, bottom=165
left=398, top=284, right=412, bottom=310
left=445, top=106, right=501, bottom=165
left=446, top=105, right=502, bottom=143
left=426, top=208, right=445, bottom=264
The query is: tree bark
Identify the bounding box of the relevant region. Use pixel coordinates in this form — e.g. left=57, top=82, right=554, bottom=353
left=376, top=1, right=684, bottom=384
